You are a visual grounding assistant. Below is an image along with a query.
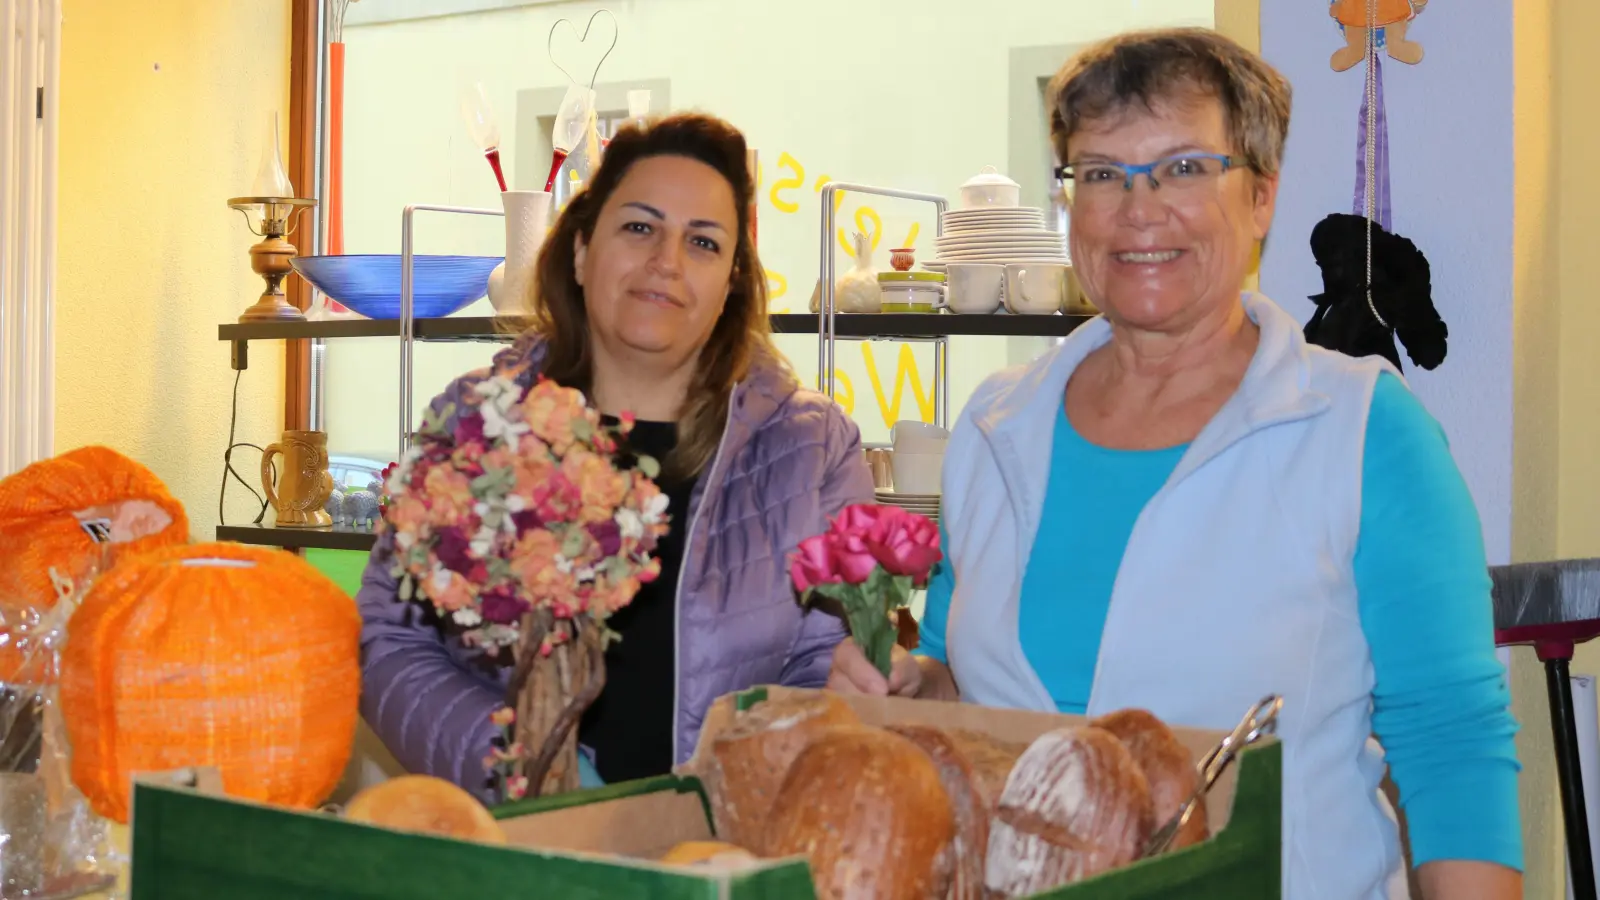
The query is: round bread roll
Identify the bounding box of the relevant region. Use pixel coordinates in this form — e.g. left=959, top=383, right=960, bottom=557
left=1092, top=708, right=1209, bottom=851
left=703, top=692, right=860, bottom=850
left=660, top=840, right=754, bottom=863
left=764, top=726, right=957, bottom=900
left=659, top=840, right=762, bottom=871
left=985, top=726, right=1153, bottom=898
left=344, top=775, right=506, bottom=845
left=887, top=725, right=1026, bottom=900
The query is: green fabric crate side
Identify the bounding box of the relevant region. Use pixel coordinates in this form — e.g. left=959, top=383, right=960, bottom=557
left=129, top=784, right=727, bottom=900
left=1038, top=740, right=1283, bottom=899
left=492, top=774, right=818, bottom=898
left=722, top=863, right=823, bottom=899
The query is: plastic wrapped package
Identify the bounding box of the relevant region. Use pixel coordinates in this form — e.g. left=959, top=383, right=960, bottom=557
left=0, top=555, right=118, bottom=898
left=0, top=447, right=192, bottom=898
left=1489, top=558, right=1600, bottom=630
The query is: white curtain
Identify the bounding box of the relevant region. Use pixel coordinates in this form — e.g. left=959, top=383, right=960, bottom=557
left=0, top=0, right=60, bottom=477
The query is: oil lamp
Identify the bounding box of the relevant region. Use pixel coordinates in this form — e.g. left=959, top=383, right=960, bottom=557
left=228, top=113, right=316, bottom=322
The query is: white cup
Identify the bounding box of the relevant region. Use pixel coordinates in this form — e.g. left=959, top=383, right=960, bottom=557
left=892, top=420, right=950, bottom=443
left=891, top=421, right=949, bottom=455
left=1004, top=264, right=1070, bottom=315
left=891, top=451, right=943, bottom=495
left=945, top=264, right=1004, bottom=314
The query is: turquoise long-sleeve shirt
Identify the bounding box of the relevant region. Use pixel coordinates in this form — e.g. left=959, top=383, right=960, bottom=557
left=917, top=372, right=1521, bottom=871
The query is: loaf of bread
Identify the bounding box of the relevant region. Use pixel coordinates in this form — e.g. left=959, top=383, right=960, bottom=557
left=764, top=726, right=957, bottom=900
left=938, top=727, right=1028, bottom=811
left=886, top=725, right=1026, bottom=900
left=343, top=775, right=507, bottom=845
left=702, top=692, right=860, bottom=850
left=984, top=726, right=1154, bottom=898
left=1092, top=708, right=1208, bottom=851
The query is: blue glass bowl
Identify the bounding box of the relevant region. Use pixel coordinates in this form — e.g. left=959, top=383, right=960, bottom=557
left=290, top=254, right=503, bottom=319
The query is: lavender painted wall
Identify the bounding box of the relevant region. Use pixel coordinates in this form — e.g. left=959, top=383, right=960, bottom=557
left=1259, top=2, right=1514, bottom=563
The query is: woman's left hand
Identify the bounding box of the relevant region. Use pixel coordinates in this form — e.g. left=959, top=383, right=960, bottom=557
left=827, top=640, right=922, bottom=697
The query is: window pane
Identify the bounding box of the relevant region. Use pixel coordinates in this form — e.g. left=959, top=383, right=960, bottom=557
left=324, top=3, right=1215, bottom=455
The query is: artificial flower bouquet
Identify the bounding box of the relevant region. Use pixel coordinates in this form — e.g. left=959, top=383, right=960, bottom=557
left=382, top=375, right=669, bottom=800
left=789, top=504, right=941, bottom=676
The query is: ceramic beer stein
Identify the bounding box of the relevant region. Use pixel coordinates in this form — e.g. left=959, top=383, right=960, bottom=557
left=260, top=430, right=335, bottom=528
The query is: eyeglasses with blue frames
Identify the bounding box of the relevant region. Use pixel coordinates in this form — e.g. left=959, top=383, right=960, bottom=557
left=1056, top=153, right=1237, bottom=206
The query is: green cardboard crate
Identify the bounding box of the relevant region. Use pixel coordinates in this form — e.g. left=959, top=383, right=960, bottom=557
left=129, top=688, right=1280, bottom=899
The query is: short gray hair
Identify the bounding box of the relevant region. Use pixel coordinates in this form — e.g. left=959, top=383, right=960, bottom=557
left=1048, top=28, right=1292, bottom=177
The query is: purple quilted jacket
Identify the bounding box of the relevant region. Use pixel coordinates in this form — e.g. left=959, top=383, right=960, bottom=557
left=356, top=336, right=873, bottom=800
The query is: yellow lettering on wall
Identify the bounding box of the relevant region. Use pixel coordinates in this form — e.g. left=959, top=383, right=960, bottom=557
left=770, top=152, right=805, bottom=214
left=766, top=269, right=788, bottom=312
left=814, top=175, right=849, bottom=215
left=830, top=369, right=855, bottom=416
left=838, top=206, right=884, bottom=256
left=862, top=343, right=935, bottom=426
left=900, top=222, right=921, bottom=250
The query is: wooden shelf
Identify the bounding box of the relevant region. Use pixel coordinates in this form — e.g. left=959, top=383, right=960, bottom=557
left=214, top=310, right=1093, bottom=551
left=218, top=316, right=511, bottom=343
left=218, top=312, right=1092, bottom=344
left=216, top=523, right=378, bottom=552
left=771, top=313, right=1091, bottom=338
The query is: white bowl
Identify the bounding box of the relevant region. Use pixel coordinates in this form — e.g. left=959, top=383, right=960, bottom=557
left=878, top=276, right=946, bottom=313
left=958, top=166, right=1021, bottom=209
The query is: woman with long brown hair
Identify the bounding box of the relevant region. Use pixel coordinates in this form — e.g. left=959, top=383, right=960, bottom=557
left=357, top=113, right=872, bottom=798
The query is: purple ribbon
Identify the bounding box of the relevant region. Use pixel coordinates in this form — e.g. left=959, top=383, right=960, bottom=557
left=1352, top=54, right=1392, bottom=231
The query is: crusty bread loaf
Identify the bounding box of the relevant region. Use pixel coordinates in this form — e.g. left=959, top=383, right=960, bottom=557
left=887, top=725, right=984, bottom=900
left=1092, top=708, right=1208, bottom=851
left=939, top=728, right=1027, bottom=812
left=984, top=726, right=1153, bottom=898
left=887, top=725, right=1027, bottom=900
left=702, top=692, right=860, bottom=850
left=764, top=726, right=957, bottom=900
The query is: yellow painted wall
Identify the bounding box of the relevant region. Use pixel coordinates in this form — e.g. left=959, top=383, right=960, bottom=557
left=55, top=0, right=289, bottom=535
left=1510, top=0, right=1563, bottom=894
left=1512, top=0, right=1600, bottom=895
left=1554, top=0, right=1600, bottom=560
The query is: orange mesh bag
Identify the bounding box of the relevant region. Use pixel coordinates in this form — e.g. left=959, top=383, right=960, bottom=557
left=58, top=542, right=361, bottom=824
left=0, top=445, right=189, bottom=611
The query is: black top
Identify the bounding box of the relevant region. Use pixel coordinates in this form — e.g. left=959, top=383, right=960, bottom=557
left=577, top=419, right=698, bottom=783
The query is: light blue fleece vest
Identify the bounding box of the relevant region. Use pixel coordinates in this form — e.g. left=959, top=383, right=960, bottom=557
left=940, top=293, right=1404, bottom=900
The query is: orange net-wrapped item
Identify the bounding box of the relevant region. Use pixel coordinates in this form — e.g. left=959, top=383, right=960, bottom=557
left=59, top=542, right=362, bottom=824
left=0, top=445, right=188, bottom=622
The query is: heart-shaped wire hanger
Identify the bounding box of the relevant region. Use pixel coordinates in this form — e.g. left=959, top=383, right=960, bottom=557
left=547, top=8, right=619, bottom=92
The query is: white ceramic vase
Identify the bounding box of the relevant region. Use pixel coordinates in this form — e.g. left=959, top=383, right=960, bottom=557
left=486, top=190, right=553, bottom=315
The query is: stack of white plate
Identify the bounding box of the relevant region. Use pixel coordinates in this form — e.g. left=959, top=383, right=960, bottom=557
left=923, top=207, right=1070, bottom=273
left=876, top=489, right=940, bottom=524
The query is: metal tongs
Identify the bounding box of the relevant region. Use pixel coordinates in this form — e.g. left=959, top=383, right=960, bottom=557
left=1141, top=694, right=1283, bottom=858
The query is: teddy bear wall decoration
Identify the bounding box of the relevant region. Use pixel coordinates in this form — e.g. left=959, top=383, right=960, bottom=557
left=1330, top=0, right=1429, bottom=72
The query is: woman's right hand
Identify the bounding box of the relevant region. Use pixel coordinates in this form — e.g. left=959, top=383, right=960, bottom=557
left=827, top=640, right=923, bottom=697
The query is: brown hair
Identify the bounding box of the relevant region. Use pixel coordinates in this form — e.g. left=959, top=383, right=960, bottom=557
left=1048, top=28, right=1292, bottom=177
left=516, top=112, right=786, bottom=480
